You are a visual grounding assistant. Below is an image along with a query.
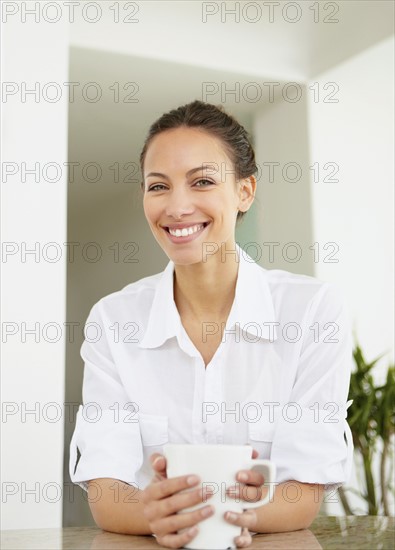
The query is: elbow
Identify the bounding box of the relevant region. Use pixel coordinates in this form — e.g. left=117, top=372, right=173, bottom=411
left=290, top=511, right=317, bottom=532
left=288, top=515, right=316, bottom=532
left=89, top=502, right=110, bottom=533
left=90, top=508, right=127, bottom=536
left=300, top=503, right=321, bottom=530
left=87, top=484, right=121, bottom=535
left=294, top=501, right=322, bottom=531
left=300, top=516, right=315, bottom=531
left=299, top=483, right=324, bottom=530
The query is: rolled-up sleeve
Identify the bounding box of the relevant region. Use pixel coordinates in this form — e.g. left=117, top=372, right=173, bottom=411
left=271, top=283, right=354, bottom=490
left=69, top=301, right=144, bottom=492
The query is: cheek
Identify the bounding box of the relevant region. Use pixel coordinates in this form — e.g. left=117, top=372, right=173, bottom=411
left=220, top=196, right=239, bottom=220
left=204, top=194, right=226, bottom=212
left=143, top=198, right=158, bottom=224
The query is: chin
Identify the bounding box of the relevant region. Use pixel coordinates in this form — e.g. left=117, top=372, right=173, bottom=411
left=167, top=251, right=205, bottom=266
left=159, top=244, right=206, bottom=264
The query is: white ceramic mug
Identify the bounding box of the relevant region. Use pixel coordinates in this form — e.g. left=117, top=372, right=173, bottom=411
left=163, top=444, right=276, bottom=550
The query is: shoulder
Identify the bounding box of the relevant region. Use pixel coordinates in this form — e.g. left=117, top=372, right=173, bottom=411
left=261, top=266, right=348, bottom=317
left=86, top=270, right=164, bottom=320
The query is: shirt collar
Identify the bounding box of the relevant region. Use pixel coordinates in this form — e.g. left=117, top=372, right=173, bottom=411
left=138, top=243, right=278, bottom=349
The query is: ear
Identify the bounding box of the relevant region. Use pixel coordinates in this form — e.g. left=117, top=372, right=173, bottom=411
left=237, top=175, right=256, bottom=213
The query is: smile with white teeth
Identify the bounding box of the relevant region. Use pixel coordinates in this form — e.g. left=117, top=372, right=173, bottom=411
left=168, top=223, right=206, bottom=237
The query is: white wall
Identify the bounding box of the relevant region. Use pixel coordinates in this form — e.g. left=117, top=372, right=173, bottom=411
left=308, top=35, right=394, bottom=382
left=69, top=1, right=394, bottom=82
left=1, top=11, right=69, bottom=529
left=307, top=35, right=395, bottom=515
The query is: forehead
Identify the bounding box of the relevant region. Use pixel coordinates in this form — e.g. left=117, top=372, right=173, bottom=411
left=144, top=127, right=232, bottom=174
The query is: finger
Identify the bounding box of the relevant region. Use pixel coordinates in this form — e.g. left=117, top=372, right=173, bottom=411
left=227, top=482, right=266, bottom=503
left=150, top=453, right=167, bottom=479
left=157, top=525, right=200, bottom=549
left=244, top=445, right=259, bottom=460
left=235, top=469, right=265, bottom=487
left=145, top=473, right=201, bottom=504
left=235, top=527, right=252, bottom=548
left=224, top=509, right=257, bottom=531
left=150, top=483, right=215, bottom=522
left=151, top=499, right=215, bottom=537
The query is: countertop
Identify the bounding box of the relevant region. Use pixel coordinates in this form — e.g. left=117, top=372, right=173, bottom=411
left=1, top=516, right=394, bottom=549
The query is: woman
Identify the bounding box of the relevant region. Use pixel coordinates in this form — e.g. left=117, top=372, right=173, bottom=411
left=69, top=100, right=354, bottom=548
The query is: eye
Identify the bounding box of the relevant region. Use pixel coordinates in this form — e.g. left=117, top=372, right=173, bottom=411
left=147, top=179, right=214, bottom=191
left=195, top=179, right=214, bottom=187
left=147, top=184, right=167, bottom=192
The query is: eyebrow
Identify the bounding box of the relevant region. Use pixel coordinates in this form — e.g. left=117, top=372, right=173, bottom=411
left=145, top=165, right=219, bottom=180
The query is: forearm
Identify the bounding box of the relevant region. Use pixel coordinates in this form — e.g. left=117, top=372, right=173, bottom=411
left=87, top=478, right=152, bottom=535
left=253, top=481, right=324, bottom=533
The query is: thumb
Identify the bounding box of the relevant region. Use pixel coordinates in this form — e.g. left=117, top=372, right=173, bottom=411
left=245, top=444, right=259, bottom=459
left=150, top=453, right=167, bottom=479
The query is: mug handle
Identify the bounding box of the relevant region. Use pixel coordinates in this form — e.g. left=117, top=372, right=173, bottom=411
left=239, top=459, right=276, bottom=509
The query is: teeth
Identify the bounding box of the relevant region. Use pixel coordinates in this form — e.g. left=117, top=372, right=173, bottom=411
left=169, top=223, right=205, bottom=237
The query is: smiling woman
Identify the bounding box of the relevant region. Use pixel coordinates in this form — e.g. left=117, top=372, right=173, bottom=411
left=69, top=100, right=354, bottom=549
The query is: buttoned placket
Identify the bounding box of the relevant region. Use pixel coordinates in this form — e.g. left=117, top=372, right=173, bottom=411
left=177, top=300, right=239, bottom=447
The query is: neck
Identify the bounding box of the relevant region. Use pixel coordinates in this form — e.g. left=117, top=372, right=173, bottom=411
left=173, top=243, right=240, bottom=321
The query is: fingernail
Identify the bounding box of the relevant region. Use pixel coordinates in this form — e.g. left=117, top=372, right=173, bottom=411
left=187, top=475, right=200, bottom=486
left=188, top=526, right=198, bottom=535
left=201, top=506, right=213, bottom=517
left=153, top=456, right=163, bottom=467
left=227, top=512, right=237, bottom=521
left=238, top=472, right=248, bottom=481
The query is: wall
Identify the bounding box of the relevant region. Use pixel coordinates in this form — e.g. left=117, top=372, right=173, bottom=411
left=1, top=13, right=69, bottom=529
left=308, top=35, right=394, bottom=385
left=308, top=35, right=394, bottom=515
left=252, top=89, right=315, bottom=275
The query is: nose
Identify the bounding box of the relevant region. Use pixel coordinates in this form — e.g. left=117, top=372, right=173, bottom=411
left=165, top=185, right=195, bottom=219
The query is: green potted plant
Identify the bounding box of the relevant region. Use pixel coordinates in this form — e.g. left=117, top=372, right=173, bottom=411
left=338, top=344, right=395, bottom=515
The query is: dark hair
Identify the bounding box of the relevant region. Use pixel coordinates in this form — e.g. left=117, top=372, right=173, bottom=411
left=139, top=100, right=257, bottom=223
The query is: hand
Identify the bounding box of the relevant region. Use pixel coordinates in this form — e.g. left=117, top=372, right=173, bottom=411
left=140, top=453, right=215, bottom=549
left=224, top=447, right=263, bottom=548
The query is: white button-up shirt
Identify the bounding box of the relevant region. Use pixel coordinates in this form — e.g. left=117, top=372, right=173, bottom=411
left=69, top=243, right=354, bottom=493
